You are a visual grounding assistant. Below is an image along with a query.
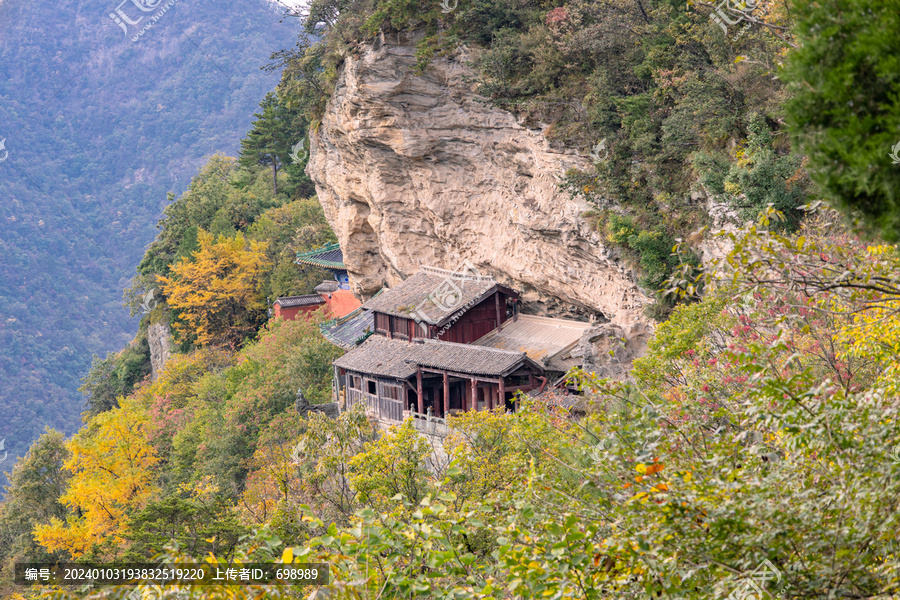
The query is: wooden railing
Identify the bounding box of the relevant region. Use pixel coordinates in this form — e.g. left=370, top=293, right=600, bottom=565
left=346, top=386, right=403, bottom=422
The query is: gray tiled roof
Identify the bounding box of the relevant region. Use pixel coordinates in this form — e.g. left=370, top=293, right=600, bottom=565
left=413, top=339, right=530, bottom=376
left=321, top=308, right=375, bottom=350
left=473, top=314, right=590, bottom=372
left=275, top=294, right=326, bottom=308
left=361, top=267, right=502, bottom=326
left=333, top=336, right=534, bottom=380
left=314, top=280, right=340, bottom=294
left=334, top=336, right=421, bottom=379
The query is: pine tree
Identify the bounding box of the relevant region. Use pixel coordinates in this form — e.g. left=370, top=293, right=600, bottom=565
left=239, top=92, right=298, bottom=194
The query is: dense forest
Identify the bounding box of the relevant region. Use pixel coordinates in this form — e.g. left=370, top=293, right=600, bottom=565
left=0, top=0, right=301, bottom=492
left=3, top=0, right=900, bottom=597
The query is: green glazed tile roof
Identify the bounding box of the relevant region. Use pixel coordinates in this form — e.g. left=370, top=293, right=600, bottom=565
left=296, top=242, right=346, bottom=269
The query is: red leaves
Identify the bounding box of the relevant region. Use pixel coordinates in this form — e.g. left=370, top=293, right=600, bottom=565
left=545, top=7, right=568, bottom=25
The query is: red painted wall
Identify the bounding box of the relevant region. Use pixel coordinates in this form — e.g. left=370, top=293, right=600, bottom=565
left=439, top=292, right=511, bottom=343
left=274, top=290, right=361, bottom=321
left=324, top=289, right=361, bottom=317
left=273, top=303, right=322, bottom=321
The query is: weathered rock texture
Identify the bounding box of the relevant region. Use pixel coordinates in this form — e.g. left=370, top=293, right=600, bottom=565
left=307, top=31, right=653, bottom=345
left=576, top=323, right=647, bottom=380
left=295, top=388, right=340, bottom=418
left=148, top=321, right=174, bottom=382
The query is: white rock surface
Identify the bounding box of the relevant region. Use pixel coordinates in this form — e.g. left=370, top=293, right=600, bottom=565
left=307, top=31, right=652, bottom=337
left=147, top=320, right=173, bottom=382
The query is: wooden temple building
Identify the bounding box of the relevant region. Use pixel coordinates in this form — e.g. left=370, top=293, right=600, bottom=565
left=328, top=266, right=590, bottom=422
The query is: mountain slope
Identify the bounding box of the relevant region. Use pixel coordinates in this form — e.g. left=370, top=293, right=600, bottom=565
left=0, top=0, right=300, bottom=487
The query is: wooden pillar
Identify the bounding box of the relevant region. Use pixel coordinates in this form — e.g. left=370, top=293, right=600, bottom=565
left=469, top=378, right=477, bottom=412
left=333, top=365, right=340, bottom=405
left=417, top=368, right=424, bottom=414
left=442, top=370, right=450, bottom=418
left=499, top=378, right=507, bottom=411
left=495, top=292, right=502, bottom=331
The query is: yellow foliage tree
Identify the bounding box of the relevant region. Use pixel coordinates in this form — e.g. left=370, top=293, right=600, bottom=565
left=159, top=230, right=269, bottom=348
left=33, top=397, right=159, bottom=559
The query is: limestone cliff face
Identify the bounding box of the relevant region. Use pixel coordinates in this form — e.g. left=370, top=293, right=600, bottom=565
left=307, top=31, right=653, bottom=344
left=147, top=321, right=174, bottom=382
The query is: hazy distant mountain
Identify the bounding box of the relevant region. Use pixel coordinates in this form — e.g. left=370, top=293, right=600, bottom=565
left=0, top=0, right=300, bottom=488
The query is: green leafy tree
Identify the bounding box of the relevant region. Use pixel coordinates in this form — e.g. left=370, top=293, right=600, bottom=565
left=0, top=429, right=71, bottom=566
left=348, top=419, right=432, bottom=511
left=246, top=198, right=337, bottom=299
left=123, top=494, right=247, bottom=561
left=78, top=329, right=152, bottom=417
left=783, top=0, right=900, bottom=241
left=172, top=316, right=344, bottom=501
left=721, top=114, right=811, bottom=229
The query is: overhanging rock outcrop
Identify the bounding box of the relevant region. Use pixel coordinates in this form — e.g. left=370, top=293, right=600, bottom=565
left=306, top=30, right=653, bottom=352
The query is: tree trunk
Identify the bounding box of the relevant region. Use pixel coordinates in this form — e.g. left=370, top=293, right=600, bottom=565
left=272, top=158, right=278, bottom=195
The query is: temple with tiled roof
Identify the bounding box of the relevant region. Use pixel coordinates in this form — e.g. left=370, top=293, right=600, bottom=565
left=295, top=242, right=350, bottom=289
left=274, top=242, right=362, bottom=320
left=323, top=262, right=595, bottom=423
left=360, top=265, right=519, bottom=344
left=334, top=336, right=544, bottom=421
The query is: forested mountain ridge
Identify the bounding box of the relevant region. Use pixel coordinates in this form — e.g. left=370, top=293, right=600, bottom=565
left=0, top=0, right=300, bottom=491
